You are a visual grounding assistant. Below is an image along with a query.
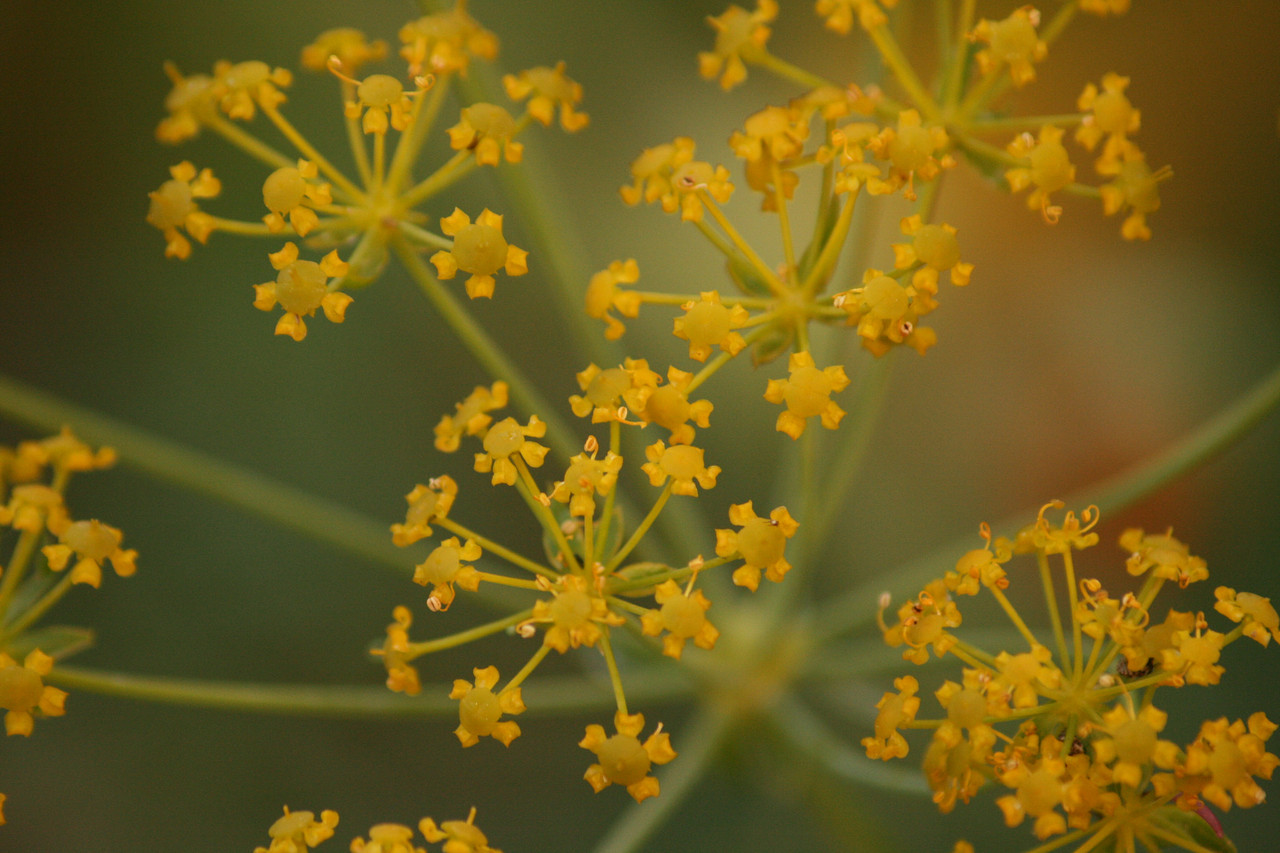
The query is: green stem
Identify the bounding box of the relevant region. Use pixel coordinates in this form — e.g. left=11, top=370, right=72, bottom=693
left=809, top=357, right=1280, bottom=644
left=607, top=482, right=673, bottom=572
left=388, top=236, right=580, bottom=462
left=1038, top=551, right=1071, bottom=673
left=598, top=630, right=627, bottom=715
left=1, top=570, right=76, bottom=643
left=0, top=374, right=406, bottom=574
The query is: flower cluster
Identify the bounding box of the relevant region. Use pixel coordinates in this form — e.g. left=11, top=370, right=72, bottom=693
left=254, top=806, right=502, bottom=853
left=0, top=428, right=134, bottom=821
left=866, top=503, right=1277, bottom=850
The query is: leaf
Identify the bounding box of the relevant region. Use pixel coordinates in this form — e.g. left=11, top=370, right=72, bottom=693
left=1148, top=804, right=1237, bottom=853
left=726, top=253, right=773, bottom=297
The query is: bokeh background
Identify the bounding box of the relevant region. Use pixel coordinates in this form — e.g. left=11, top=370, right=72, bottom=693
left=2, top=1, right=1279, bottom=850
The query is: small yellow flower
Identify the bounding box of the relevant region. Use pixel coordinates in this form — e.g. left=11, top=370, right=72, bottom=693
left=450, top=666, right=525, bottom=748
left=398, top=8, right=498, bottom=76
left=835, top=270, right=936, bottom=357
left=420, top=808, right=501, bottom=853
left=583, top=259, right=642, bottom=341
left=715, top=501, right=798, bottom=591
left=992, top=645, right=1061, bottom=709
left=892, top=215, right=973, bottom=296
left=882, top=580, right=961, bottom=664
left=667, top=160, right=735, bottom=222
left=253, top=243, right=352, bottom=341
left=261, top=159, right=331, bottom=237
left=526, top=574, right=624, bottom=652
left=211, top=59, right=292, bottom=120
left=348, top=823, right=418, bottom=853
left=620, top=138, right=695, bottom=207
left=1076, top=73, right=1140, bottom=162
left=642, top=441, right=720, bottom=497
left=672, top=291, right=749, bottom=362
left=1119, top=527, right=1207, bottom=587
left=41, top=518, right=137, bottom=588
left=1091, top=704, right=1179, bottom=789
left=435, top=383, right=509, bottom=453
left=1214, top=586, right=1280, bottom=646
left=0, top=650, right=67, bottom=737
left=502, top=62, right=588, bottom=132
left=430, top=208, right=528, bottom=300
left=0, top=484, right=68, bottom=534
left=391, top=476, right=457, bottom=546
left=345, top=73, right=416, bottom=135
left=8, top=427, right=115, bottom=481
left=972, top=7, right=1047, bottom=88
left=1006, top=126, right=1076, bottom=224
left=473, top=416, right=549, bottom=487
left=995, top=754, right=1067, bottom=839
left=300, top=28, right=387, bottom=74
left=1097, top=142, right=1170, bottom=241
left=569, top=360, right=653, bottom=423
left=1180, top=714, right=1279, bottom=811
left=156, top=63, right=217, bottom=144
left=146, top=161, right=220, bottom=259
left=550, top=450, right=624, bottom=519
left=447, top=103, right=523, bottom=166
left=698, top=0, right=778, bottom=90
left=866, top=109, right=954, bottom=201
left=862, top=675, right=920, bottom=760
left=1021, top=501, right=1098, bottom=555
left=640, top=579, right=719, bottom=659
left=413, top=537, right=482, bottom=612
left=763, top=351, right=850, bottom=439
left=633, top=366, right=713, bottom=445
left=580, top=711, right=676, bottom=802
left=815, top=0, right=900, bottom=33
left=253, top=806, right=339, bottom=853
left=372, top=605, right=421, bottom=696
left=1161, top=622, right=1226, bottom=686
left=729, top=105, right=808, bottom=164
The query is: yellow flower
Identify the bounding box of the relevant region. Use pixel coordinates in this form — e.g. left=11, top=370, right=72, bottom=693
left=569, top=360, right=653, bottom=424
left=642, top=441, right=720, bottom=497
left=1214, top=586, right=1280, bottom=646
left=835, top=270, right=936, bottom=357
left=525, top=574, right=624, bottom=653
left=715, top=501, right=798, bottom=591
left=372, top=605, right=421, bottom=696
left=0, top=650, right=67, bottom=736
left=300, top=28, right=387, bottom=74
left=633, top=366, right=713, bottom=445
left=1097, top=142, right=1170, bottom=241
left=1180, top=714, right=1279, bottom=811
left=815, top=0, right=900, bottom=33
left=146, top=161, right=220, bottom=259
left=583, top=259, right=642, bottom=341
left=344, top=73, right=417, bottom=135
left=667, top=160, right=735, bottom=222
left=472, top=416, right=549, bottom=487
left=41, top=518, right=137, bottom=588
left=1091, top=704, right=1179, bottom=789
left=398, top=8, right=498, bottom=76
left=1006, top=126, right=1076, bottom=224
left=434, top=382, right=509, bottom=453
left=413, top=537, right=482, bottom=612
left=449, top=666, right=525, bottom=748
left=0, top=484, right=68, bottom=534
left=1119, top=527, right=1207, bottom=587
left=619, top=138, right=695, bottom=207
left=349, top=823, right=418, bottom=853
left=1076, top=73, right=1141, bottom=163
left=262, top=159, right=331, bottom=237
left=420, top=808, right=501, bottom=853
left=763, top=351, right=850, bottom=439
left=430, top=208, right=528, bottom=300
left=698, top=0, right=778, bottom=90
left=447, top=103, right=523, bottom=166
left=640, top=579, right=719, bottom=659
left=866, top=109, right=954, bottom=201
left=502, top=62, right=588, bottom=132
left=995, top=755, right=1067, bottom=839
left=729, top=105, right=808, bottom=163
left=1160, top=622, right=1226, bottom=686
left=211, top=59, right=292, bottom=121
left=580, top=711, right=676, bottom=802
left=862, top=675, right=920, bottom=760
left=1021, top=501, right=1098, bottom=555
left=992, top=645, right=1061, bottom=709
left=972, top=7, right=1047, bottom=88
left=550, top=450, right=624, bottom=519
left=253, top=806, right=339, bottom=853
left=252, top=243, right=352, bottom=342
left=155, top=63, right=218, bottom=143
left=672, top=291, right=749, bottom=362
left=391, top=476, right=457, bottom=546
left=892, top=215, right=973, bottom=296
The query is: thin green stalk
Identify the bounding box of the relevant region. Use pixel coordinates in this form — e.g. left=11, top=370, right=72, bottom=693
left=0, top=373, right=405, bottom=574
left=810, top=358, right=1280, bottom=644
left=1038, top=551, right=1071, bottom=673
left=388, top=235, right=580, bottom=461
left=1, top=571, right=76, bottom=643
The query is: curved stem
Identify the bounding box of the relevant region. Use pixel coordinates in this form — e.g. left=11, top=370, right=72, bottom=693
left=0, top=373, right=406, bottom=574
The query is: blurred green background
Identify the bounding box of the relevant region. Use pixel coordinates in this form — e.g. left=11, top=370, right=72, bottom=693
left=2, top=1, right=1279, bottom=850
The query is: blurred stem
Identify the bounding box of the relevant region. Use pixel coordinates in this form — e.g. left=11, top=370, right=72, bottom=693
left=388, top=235, right=580, bottom=462
left=590, top=704, right=735, bottom=853
left=810, top=358, right=1280, bottom=644
left=0, top=373, right=405, bottom=574
left=770, top=692, right=927, bottom=794
left=47, top=665, right=691, bottom=717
